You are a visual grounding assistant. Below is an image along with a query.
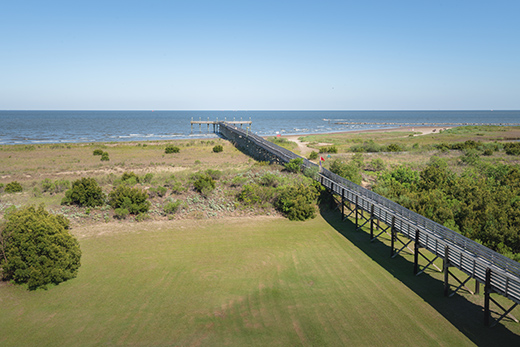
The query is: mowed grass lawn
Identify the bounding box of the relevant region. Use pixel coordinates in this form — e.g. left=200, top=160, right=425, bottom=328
left=1, top=213, right=517, bottom=346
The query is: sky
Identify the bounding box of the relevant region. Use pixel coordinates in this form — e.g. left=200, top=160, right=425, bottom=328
left=1, top=0, right=519, bottom=110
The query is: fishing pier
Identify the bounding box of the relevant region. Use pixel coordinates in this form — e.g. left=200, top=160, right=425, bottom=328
left=190, top=117, right=252, bottom=134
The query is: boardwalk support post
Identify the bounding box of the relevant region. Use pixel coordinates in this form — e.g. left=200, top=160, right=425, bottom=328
left=370, top=204, right=374, bottom=240
left=355, top=195, right=359, bottom=228
left=444, top=246, right=450, bottom=296
left=414, top=229, right=420, bottom=275
left=485, top=268, right=491, bottom=326
left=341, top=188, right=345, bottom=218
left=390, top=216, right=396, bottom=257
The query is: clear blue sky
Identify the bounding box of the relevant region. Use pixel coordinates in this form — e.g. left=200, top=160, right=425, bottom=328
left=1, top=0, right=519, bottom=110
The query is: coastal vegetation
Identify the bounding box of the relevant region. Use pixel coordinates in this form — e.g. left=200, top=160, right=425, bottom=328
left=301, top=125, right=520, bottom=261
left=0, top=129, right=519, bottom=343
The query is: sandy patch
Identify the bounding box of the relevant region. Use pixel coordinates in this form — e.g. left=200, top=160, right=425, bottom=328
left=282, top=126, right=451, bottom=156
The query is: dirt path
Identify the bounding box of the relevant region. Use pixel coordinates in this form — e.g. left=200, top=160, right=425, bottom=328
left=285, top=136, right=314, bottom=156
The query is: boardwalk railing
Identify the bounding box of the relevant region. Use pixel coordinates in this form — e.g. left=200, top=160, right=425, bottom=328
left=218, top=122, right=520, bottom=325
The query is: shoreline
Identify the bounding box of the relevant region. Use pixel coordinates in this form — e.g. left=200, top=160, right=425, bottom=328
left=276, top=125, right=453, bottom=139
left=0, top=125, right=452, bottom=147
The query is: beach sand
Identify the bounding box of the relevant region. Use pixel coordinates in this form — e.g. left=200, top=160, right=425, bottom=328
left=282, top=126, right=452, bottom=156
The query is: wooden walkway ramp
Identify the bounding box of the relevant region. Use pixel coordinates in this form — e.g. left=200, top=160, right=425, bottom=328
left=218, top=121, right=520, bottom=328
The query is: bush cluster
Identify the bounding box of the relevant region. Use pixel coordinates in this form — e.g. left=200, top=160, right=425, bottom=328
left=163, top=200, right=182, bottom=215
left=504, top=142, right=520, bottom=155
left=374, top=157, right=520, bottom=260
left=108, top=185, right=150, bottom=216
left=192, top=174, right=216, bottom=197
left=284, top=158, right=303, bottom=173
left=4, top=181, right=23, bottom=193
left=319, top=145, right=338, bottom=153
left=61, top=178, right=106, bottom=207
left=212, top=145, right=223, bottom=153
left=274, top=183, right=320, bottom=221
left=165, top=145, right=180, bottom=154
left=0, top=205, right=81, bottom=290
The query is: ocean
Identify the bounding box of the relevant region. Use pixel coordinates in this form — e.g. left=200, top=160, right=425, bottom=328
left=0, top=110, right=518, bottom=145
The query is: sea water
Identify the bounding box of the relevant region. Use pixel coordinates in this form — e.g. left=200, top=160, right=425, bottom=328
left=0, top=110, right=518, bottom=145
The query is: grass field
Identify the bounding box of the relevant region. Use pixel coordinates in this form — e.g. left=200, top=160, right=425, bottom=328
left=2, top=211, right=519, bottom=346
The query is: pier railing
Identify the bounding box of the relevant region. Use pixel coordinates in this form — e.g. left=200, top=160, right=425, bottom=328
left=218, top=121, right=520, bottom=324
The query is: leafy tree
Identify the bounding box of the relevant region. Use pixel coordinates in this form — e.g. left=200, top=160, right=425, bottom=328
left=61, top=178, right=106, bottom=207
left=93, top=149, right=104, bottom=156
left=212, top=145, right=223, bottom=153
left=108, top=185, right=150, bottom=215
left=100, top=152, right=109, bottom=161
left=0, top=205, right=81, bottom=290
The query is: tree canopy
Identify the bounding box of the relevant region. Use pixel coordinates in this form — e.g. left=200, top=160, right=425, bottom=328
left=0, top=205, right=82, bottom=290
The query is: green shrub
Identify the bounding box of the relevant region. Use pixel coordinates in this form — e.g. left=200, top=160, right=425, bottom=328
left=5, top=181, right=23, bottom=193
left=61, top=178, right=106, bottom=207
left=170, top=181, right=187, bottom=194
left=121, top=172, right=140, bottom=185
left=237, top=184, right=275, bottom=205
left=387, top=143, right=404, bottom=152
left=259, top=172, right=280, bottom=187
left=114, top=208, right=130, bottom=219
left=275, top=183, right=319, bottom=221
left=329, top=159, right=362, bottom=185
left=149, top=186, right=168, bottom=198
left=108, top=185, right=151, bottom=214
left=0, top=205, right=81, bottom=290
left=482, top=148, right=494, bottom=156
left=93, top=149, right=104, bottom=156
left=368, top=158, right=386, bottom=172
left=504, top=142, right=520, bottom=155
left=319, top=145, right=338, bottom=153
left=163, top=200, right=182, bottom=215
left=193, top=174, right=216, bottom=196
left=142, top=173, right=154, bottom=183
left=101, top=152, right=110, bottom=161
left=165, top=145, right=180, bottom=154
left=284, top=158, right=304, bottom=173
left=460, top=149, right=480, bottom=166
left=309, top=151, right=318, bottom=160
left=212, top=145, right=223, bottom=153
left=350, top=140, right=383, bottom=153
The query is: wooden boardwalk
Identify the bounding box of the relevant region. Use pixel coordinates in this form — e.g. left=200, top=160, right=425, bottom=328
left=218, top=122, right=520, bottom=328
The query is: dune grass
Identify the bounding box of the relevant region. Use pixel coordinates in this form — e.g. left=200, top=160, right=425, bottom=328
left=3, top=212, right=518, bottom=346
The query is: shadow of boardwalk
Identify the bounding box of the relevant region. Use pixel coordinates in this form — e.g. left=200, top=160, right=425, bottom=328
left=320, top=208, right=520, bottom=346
